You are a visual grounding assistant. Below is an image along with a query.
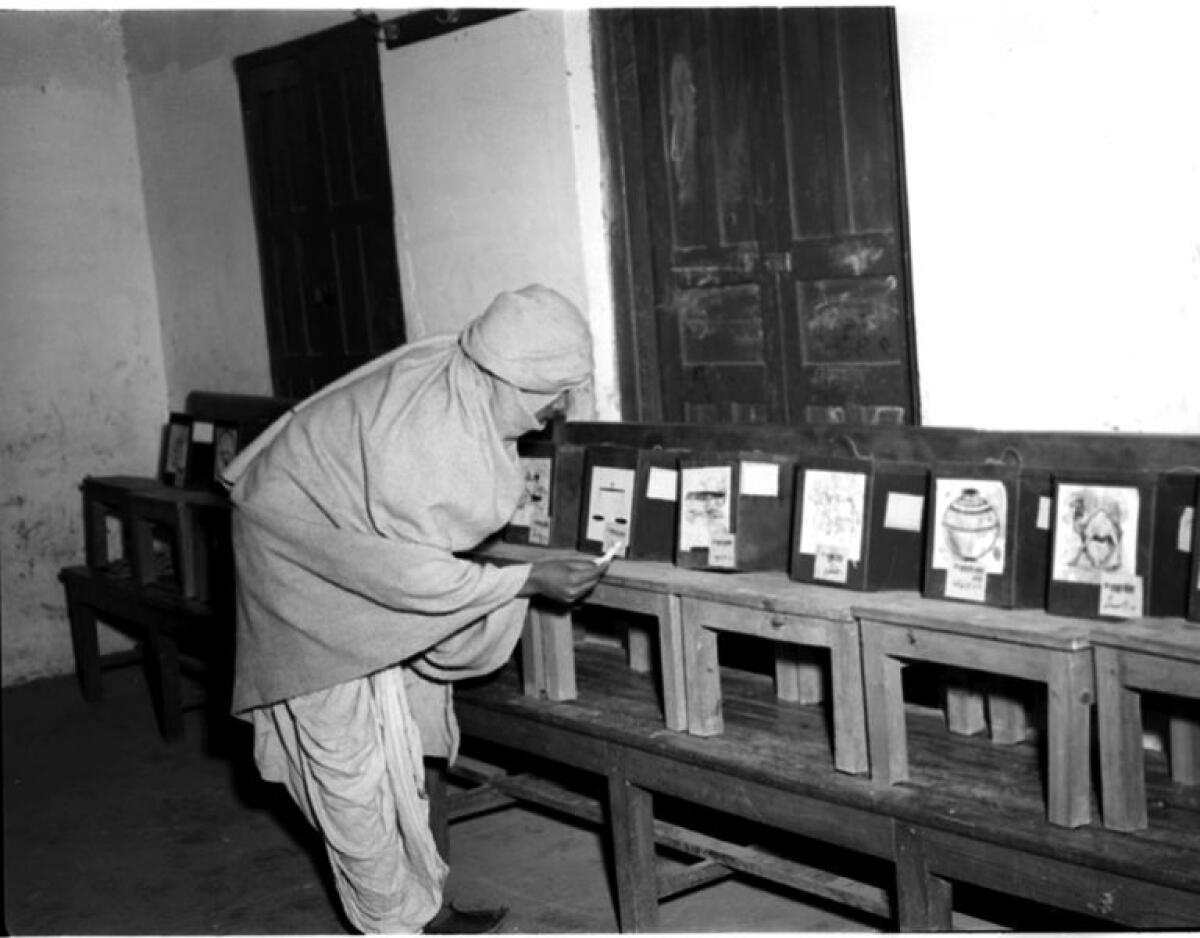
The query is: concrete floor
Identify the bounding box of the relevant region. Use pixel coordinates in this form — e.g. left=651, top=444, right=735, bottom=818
left=2, top=662, right=997, bottom=935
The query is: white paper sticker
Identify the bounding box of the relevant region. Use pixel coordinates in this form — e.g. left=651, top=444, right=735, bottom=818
left=709, top=532, right=737, bottom=568
left=945, top=561, right=988, bottom=603
left=1037, top=496, right=1052, bottom=531
left=1098, top=573, right=1144, bottom=619
left=883, top=492, right=925, bottom=532
left=740, top=461, right=779, bottom=497
left=1178, top=506, right=1194, bottom=553
left=191, top=420, right=214, bottom=444
left=645, top=466, right=678, bottom=501
left=528, top=517, right=551, bottom=546
left=813, top=545, right=850, bottom=584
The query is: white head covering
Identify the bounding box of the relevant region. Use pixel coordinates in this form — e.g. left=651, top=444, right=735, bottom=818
left=459, top=284, right=593, bottom=394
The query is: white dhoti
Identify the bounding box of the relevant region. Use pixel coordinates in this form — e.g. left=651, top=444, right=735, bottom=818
left=253, top=666, right=447, bottom=934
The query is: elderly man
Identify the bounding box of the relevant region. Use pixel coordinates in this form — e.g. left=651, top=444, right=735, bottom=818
left=223, top=285, right=607, bottom=934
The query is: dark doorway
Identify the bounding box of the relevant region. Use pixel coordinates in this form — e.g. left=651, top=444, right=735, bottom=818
left=596, top=8, right=919, bottom=426
left=237, top=20, right=406, bottom=398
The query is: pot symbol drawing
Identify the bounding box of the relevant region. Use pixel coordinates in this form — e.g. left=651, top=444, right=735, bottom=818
left=942, top=488, right=1000, bottom=562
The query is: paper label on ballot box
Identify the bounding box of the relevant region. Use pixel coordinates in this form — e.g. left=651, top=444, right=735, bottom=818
left=646, top=467, right=678, bottom=501
left=1037, top=497, right=1052, bottom=530
left=945, top=561, right=987, bottom=602
left=740, top=461, right=779, bottom=497
left=883, top=493, right=924, bottom=532
left=709, top=533, right=736, bottom=568
left=192, top=421, right=214, bottom=444
left=813, top=544, right=849, bottom=583
left=1098, top=573, right=1143, bottom=618
left=1178, top=506, right=1194, bottom=553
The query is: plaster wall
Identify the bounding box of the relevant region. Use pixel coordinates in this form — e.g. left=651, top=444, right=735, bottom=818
left=122, top=11, right=347, bottom=411
left=0, top=12, right=168, bottom=682
left=896, top=0, right=1200, bottom=432
left=380, top=9, right=617, bottom=418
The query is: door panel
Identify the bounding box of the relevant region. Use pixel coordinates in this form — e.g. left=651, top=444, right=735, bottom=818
left=638, top=9, right=786, bottom=424
left=774, top=8, right=914, bottom=424
left=238, top=22, right=405, bottom=399
left=609, top=7, right=917, bottom=425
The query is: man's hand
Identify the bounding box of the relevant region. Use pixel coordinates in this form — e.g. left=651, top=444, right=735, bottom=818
left=519, top=558, right=608, bottom=604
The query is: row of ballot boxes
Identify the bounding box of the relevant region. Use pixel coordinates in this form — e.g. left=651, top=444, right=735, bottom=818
left=505, top=439, right=1200, bottom=623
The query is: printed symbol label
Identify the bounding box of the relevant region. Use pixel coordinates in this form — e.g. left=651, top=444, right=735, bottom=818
left=813, top=545, right=849, bottom=584
left=1098, top=573, right=1144, bottom=619
left=945, top=561, right=987, bottom=602
left=709, top=533, right=736, bottom=569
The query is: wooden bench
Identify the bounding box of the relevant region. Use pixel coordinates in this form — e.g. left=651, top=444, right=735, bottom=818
left=61, top=390, right=292, bottom=739
left=58, top=565, right=229, bottom=739
left=855, top=596, right=1095, bottom=828
left=1093, top=617, right=1200, bottom=830
left=442, top=642, right=1200, bottom=930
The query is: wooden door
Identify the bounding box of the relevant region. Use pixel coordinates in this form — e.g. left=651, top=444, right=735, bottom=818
left=237, top=21, right=405, bottom=398
left=770, top=8, right=916, bottom=425
left=603, top=7, right=918, bottom=425
left=633, top=9, right=788, bottom=424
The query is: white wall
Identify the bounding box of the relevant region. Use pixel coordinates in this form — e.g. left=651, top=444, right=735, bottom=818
left=380, top=9, right=618, bottom=418
left=0, top=12, right=169, bottom=682
left=123, top=11, right=348, bottom=411
left=896, top=0, right=1200, bottom=432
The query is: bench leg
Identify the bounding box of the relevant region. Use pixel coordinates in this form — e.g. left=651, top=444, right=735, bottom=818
left=986, top=676, right=1029, bottom=745
left=520, top=610, right=546, bottom=697
left=606, top=770, right=658, bottom=932
left=1095, top=646, right=1146, bottom=830
left=829, top=620, right=869, bottom=775
left=775, top=646, right=824, bottom=705
left=626, top=622, right=653, bottom=674
left=682, top=613, right=722, bottom=737
left=656, top=594, right=688, bottom=732
left=538, top=607, right=576, bottom=701
left=65, top=594, right=103, bottom=702
left=142, top=629, right=184, bottom=740
left=862, top=629, right=908, bottom=784
left=893, top=824, right=953, bottom=931
left=942, top=670, right=987, bottom=737
left=1169, top=709, right=1200, bottom=786
left=1046, top=652, right=1093, bottom=828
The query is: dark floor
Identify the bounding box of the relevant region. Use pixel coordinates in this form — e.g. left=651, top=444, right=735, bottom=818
left=2, top=662, right=1005, bottom=935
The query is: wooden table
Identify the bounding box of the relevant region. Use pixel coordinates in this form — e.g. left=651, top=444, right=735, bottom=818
left=854, top=596, right=1095, bottom=828
left=1092, top=617, right=1200, bottom=830
left=446, top=644, right=1200, bottom=930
